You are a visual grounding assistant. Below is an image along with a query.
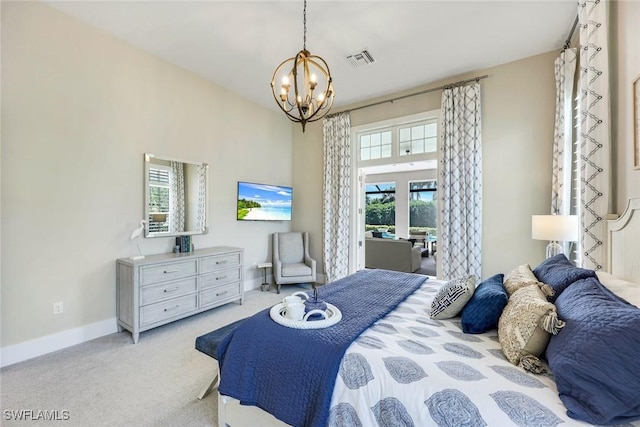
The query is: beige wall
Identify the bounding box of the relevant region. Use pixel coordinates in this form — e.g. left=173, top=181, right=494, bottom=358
left=612, top=0, right=640, bottom=213
left=1, top=2, right=293, bottom=347
left=293, top=51, right=559, bottom=279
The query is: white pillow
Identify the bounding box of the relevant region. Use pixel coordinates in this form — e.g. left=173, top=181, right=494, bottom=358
left=364, top=231, right=374, bottom=238
left=429, top=275, right=476, bottom=319
left=596, top=271, right=640, bottom=308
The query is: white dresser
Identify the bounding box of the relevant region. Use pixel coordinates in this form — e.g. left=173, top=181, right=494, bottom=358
left=116, top=246, right=243, bottom=343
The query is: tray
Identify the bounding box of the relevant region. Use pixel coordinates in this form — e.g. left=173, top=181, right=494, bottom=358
left=269, top=302, right=342, bottom=329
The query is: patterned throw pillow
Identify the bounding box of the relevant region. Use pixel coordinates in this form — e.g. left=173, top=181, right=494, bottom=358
left=503, top=264, right=540, bottom=297
left=460, top=274, right=507, bottom=334
left=430, top=275, right=476, bottom=320
left=498, top=285, right=564, bottom=373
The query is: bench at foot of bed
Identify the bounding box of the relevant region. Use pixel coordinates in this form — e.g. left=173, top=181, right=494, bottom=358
left=195, top=318, right=247, bottom=400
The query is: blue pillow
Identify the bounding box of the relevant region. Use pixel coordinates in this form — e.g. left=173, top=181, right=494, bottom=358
left=460, top=274, right=507, bottom=334
left=546, top=277, right=640, bottom=425
left=532, top=254, right=596, bottom=301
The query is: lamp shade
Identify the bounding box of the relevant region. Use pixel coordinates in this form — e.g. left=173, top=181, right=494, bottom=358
left=531, top=215, right=579, bottom=241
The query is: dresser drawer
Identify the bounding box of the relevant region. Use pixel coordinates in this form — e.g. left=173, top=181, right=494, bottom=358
left=200, top=267, right=242, bottom=290
left=140, top=260, right=197, bottom=285
left=200, top=282, right=241, bottom=308
left=140, top=277, right=197, bottom=306
left=200, top=252, right=241, bottom=273
left=140, top=294, right=197, bottom=327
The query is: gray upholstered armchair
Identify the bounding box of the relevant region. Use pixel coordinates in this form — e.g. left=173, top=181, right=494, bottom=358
left=272, top=232, right=316, bottom=294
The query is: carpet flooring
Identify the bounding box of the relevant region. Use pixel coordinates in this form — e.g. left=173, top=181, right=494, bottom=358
left=0, top=285, right=304, bottom=427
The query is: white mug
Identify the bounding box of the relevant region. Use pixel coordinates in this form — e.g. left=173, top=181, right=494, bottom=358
left=282, top=295, right=302, bottom=306
left=285, top=302, right=305, bottom=321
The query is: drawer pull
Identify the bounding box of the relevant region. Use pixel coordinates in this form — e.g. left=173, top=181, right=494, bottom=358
left=164, top=305, right=180, bottom=312
left=163, top=287, right=179, bottom=293
left=216, top=275, right=227, bottom=281
left=216, top=260, right=228, bottom=265
left=216, top=291, right=228, bottom=297
left=163, top=269, right=179, bottom=274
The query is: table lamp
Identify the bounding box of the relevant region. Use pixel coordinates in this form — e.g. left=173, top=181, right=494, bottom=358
left=531, top=215, right=579, bottom=258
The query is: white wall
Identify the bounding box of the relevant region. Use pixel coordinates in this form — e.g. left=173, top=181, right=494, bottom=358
left=611, top=0, right=640, bottom=213
left=1, top=2, right=293, bottom=353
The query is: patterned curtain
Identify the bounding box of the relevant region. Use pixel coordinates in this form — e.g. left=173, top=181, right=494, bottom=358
left=170, top=161, right=185, bottom=233
left=195, top=164, right=207, bottom=231
left=439, top=82, right=482, bottom=279
left=551, top=48, right=577, bottom=216
left=577, top=0, right=611, bottom=270
left=551, top=48, right=577, bottom=255
left=322, top=112, right=351, bottom=282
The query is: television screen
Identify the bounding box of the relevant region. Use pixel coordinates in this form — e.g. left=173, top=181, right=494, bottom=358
left=237, top=181, right=292, bottom=221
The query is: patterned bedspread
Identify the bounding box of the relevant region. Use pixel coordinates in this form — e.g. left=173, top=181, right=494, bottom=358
left=328, top=279, right=638, bottom=427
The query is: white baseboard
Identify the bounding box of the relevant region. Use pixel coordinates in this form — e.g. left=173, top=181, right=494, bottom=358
left=0, top=317, right=118, bottom=368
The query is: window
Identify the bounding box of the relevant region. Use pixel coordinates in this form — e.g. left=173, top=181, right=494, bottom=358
left=399, top=121, right=437, bottom=156
left=359, top=130, right=392, bottom=161
left=148, top=166, right=170, bottom=233
left=409, top=180, right=437, bottom=235
left=357, top=115, right=438, bottom=162
left=365, top=183, right=396, bottom=232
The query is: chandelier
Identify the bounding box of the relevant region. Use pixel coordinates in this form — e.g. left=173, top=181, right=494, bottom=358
left=270, top=0, right=335, bottom=132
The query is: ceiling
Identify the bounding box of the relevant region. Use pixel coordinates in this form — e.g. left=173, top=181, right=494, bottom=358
left=45, top=1, right=577, bottom=113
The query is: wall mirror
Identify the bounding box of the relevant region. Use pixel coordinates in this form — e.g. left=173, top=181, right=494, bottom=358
left=144, top=153, right=209, bottom=238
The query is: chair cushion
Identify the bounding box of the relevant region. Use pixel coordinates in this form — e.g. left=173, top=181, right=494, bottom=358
left=532, top=254, right=596, bottom=302
left=460, top=274, right=507, bottom=334
left=429, top=275, right=476, bottom=320
left=279, top=233, right=304, bottom=264
left=282, top=262, right=312, bottom=277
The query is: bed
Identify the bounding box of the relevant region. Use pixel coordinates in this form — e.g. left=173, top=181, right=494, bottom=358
left=212, top=198, right=640, bottom=427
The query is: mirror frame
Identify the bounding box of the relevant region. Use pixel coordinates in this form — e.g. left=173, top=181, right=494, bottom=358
left=144, top=153, right=209, bottom=238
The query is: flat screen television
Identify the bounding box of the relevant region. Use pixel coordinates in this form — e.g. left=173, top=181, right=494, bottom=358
left=237, top=181, right=292, bottom=221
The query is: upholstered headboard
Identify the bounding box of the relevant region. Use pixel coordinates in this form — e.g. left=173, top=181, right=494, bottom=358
left=607, top=197, right=640, bottom=283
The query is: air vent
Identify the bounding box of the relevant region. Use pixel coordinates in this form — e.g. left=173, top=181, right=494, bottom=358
left=346, top=49, right=375, bottom=68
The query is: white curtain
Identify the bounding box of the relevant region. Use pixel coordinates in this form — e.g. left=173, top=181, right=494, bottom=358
left=322, top=112, right=351, bottom=282
left=577, top=0, right=611, bottom=270
left=439, top=82, right=483, bottom=279
left=551, top=48, right=577, bottom=216
left=551, top=48, right=577, bottom=255
left=195, top=164, right=207, bottom=232
left=170, top=161, right=185, bottom=233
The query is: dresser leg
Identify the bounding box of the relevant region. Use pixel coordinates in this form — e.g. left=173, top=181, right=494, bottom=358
left=132, top=333, right=139, bottom=344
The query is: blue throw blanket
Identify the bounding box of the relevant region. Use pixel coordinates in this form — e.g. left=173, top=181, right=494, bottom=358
left=217, top=269, right=428, bottom=427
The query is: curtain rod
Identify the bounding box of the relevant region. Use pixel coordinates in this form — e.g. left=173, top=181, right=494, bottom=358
left=328, top=74, right=489, bottom=117
left=562, top=15, right=579, bottom=50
